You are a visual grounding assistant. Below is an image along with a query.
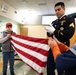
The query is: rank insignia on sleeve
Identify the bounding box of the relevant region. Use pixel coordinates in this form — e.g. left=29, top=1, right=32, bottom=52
left=70, top=23, right=74, bottom=28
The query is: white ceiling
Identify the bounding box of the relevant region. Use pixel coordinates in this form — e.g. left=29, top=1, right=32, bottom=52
left=0, top=0, right=76, bottom=25
left=3, top=0, right=76, bottom=15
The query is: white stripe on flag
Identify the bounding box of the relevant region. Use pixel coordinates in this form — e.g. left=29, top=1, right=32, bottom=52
left=11, top=36, right=49, bottom=51
left=11, top=40, right=47, bottom=62
left=11, top=34, right=49, bottom=75
left=16, top=51, right=45, bottom=73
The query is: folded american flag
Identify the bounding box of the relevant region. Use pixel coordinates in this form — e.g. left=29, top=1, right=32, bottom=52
left=11, top=34, right=50, bottom=75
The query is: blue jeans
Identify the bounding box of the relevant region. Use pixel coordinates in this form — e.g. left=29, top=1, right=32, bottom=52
left=3, top=52, right=14, bottom=75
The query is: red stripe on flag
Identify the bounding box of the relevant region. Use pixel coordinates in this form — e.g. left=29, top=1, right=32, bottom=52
left=11, top=38, right=48, bottom=56
left=12, top=34, right=48, bottom=44
left=11, top=34, right=49, bottom=75
left=12, top=44, right=46, bottom=67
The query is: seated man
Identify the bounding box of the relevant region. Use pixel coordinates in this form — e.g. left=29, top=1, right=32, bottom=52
left=48, top=36, right=76, bottom=75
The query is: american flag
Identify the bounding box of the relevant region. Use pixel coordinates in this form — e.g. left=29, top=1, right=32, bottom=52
left=11, top=34, right=50, bottom=75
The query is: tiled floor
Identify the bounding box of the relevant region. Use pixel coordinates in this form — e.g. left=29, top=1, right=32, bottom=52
left=0, top=60, right=58, bottom=75
left=0, top=60, right=47, bottom=75
left=0, top=54, right=58, bottom=75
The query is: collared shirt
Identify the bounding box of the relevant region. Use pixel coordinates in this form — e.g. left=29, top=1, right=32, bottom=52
left=59, top=14, right=65, bottom=20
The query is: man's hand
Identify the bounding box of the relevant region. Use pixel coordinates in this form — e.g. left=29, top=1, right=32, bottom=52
left=47, top=32, right=53, bottom=37
left=48, top=38, right=57, bottom=48
left=45, top=25, right=55, bottom=33
left=53, top=36, right=60, bottom=44
left=7, top=34, right=11, bottom=38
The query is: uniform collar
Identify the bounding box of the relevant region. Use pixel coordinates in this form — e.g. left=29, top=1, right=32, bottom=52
left=59, top=14, right=65, bottom=20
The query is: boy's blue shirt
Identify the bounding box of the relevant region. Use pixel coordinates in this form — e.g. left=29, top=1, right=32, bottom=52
left=70, top=44, right=76, bottom=55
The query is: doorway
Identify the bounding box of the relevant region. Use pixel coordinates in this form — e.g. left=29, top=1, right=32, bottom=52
left=20, top=28, right=28, bottom=36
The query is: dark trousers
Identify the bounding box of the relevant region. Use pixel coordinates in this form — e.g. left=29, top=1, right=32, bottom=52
left=47, top=49, right=55, bottom=75
left=3, top=52, right=14, bottom=75
left=56, top=50, right=76, bottom=75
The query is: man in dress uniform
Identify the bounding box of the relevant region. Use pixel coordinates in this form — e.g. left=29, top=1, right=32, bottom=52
left=45, top=2, right=75, bottom=75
